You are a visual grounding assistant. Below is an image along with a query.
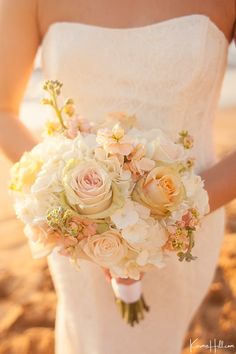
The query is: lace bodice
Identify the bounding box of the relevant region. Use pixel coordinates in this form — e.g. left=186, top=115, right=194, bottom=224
left=41, top=14, right=229, bottom=172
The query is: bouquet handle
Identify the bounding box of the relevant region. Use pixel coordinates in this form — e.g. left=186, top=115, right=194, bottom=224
left=111, top=278, right=150, bottom=326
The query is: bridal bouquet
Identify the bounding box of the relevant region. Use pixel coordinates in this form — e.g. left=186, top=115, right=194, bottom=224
left=9, top=80, right=209, bottom=326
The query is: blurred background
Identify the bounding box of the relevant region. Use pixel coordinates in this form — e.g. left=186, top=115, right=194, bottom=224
left=0, top=44, right=235, bottom=354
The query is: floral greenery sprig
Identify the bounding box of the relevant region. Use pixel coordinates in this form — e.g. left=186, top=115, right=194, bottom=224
left=177, top=230, right=197, bottom=262
left=178, top=130, right=194, bottom=149
left=46, top=206, right=110, bottom=238
left=46, top=206, right=74, bottom=233
left=41, top=80, right=75, bottom=131
left=164, top=207, right=200, bottom=262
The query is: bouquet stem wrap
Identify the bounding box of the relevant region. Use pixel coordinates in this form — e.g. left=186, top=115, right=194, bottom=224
left=111, top=278, right=149, bottom=326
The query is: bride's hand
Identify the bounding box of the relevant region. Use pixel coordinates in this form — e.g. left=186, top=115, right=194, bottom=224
left=200, top=149, right=236, bottom=212
left=103, top=268, right=144, bottom=285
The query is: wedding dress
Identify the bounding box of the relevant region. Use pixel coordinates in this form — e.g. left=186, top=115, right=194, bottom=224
left=41, top=14, right=229, bottom=354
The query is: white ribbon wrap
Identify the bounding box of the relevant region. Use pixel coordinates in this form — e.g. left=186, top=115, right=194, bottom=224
left=111, top=278, right=142, bottom=303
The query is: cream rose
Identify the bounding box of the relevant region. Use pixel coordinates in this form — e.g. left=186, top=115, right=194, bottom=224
left=132, top=165, right=185, bottom=217
left=63, top=160, right=124, bottom=218
left=80, top=229, right=127, bottom=267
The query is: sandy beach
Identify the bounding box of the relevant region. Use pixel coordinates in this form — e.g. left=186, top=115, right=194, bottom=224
left=0, top=56, right=235, bottom=353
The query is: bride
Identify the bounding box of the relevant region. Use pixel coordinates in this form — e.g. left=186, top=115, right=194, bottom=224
left=0, top=0, right=236, bottom=353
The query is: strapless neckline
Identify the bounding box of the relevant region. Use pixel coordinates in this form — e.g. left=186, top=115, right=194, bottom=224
left=41, top=14, right=229, bottom=48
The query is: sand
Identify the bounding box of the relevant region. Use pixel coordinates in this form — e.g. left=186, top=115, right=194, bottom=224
left=0, top=103, right=236, bottom=353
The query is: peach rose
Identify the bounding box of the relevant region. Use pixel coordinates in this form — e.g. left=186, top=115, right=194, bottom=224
left=132, top=165, right=185, bottom=217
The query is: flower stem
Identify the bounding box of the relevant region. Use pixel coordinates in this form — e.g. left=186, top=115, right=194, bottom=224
left=114, top=295, right=150, bottom=326
left=177, top=230, right=197, bottom=262
left=52, top=91, right=66, bottom=129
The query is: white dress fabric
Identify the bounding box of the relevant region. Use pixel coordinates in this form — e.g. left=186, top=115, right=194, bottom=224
left=41, top=14, right=229, bottom=354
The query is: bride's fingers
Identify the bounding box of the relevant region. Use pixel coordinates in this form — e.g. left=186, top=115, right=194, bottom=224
left=115, top=277, right=137, bottom=285
left=116, top=272, right=144, bottom=285
left=102, top=268, right=145, bottom=284
left=115, top=272, right=145, bottom=285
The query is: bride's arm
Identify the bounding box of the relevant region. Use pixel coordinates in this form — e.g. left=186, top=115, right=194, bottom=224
left=201, top=11, right=236, bottom=213
left=200, top=150, right=236, bottom=212
left=0, top=0, right=40, bottom=162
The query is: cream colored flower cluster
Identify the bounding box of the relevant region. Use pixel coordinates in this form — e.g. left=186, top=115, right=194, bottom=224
left=10, top=107, right=209, bottom=279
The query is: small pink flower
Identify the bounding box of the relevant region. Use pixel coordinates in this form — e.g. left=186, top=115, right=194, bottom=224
left=56, top=234, right=80, bottom=258
left=124, top=144, right=155, bottom=180
left=66, top=115, right=91, bottom=138
left=66, top=215, right=97, bottom=238
left=57, top=216, right=98, bottom=258
left=176, top=220, right=186, bottom=228
left=127, top=144, right=145, bottom=161
left=165, top=227, right=189, bottom=251
left=82, top=221, right=97, bottom=237
left=182, top=209, right=199, bottom=229
left=64, top=236, right=79, bottom=247
left=96, top=124, right=134, bottom=156
left=189, top=219, right=198, bottom=228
